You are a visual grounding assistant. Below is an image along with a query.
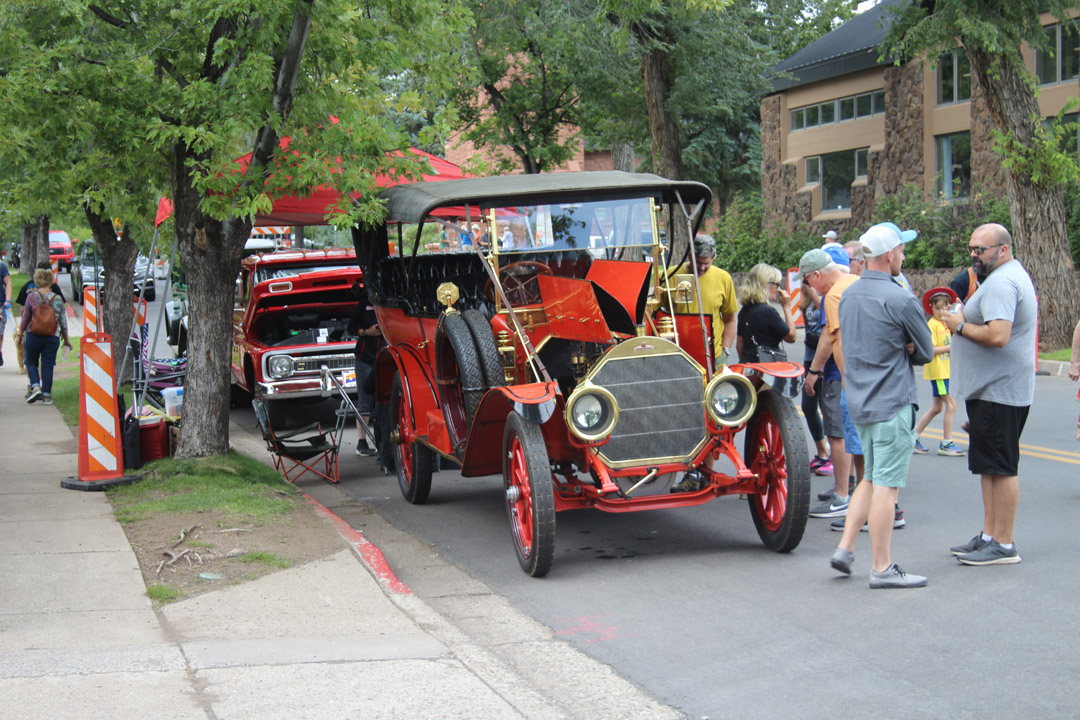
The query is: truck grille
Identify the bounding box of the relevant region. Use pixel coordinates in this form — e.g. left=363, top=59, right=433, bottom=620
left=591, top=352, right=705, bottom=466
left=293, top=354, right=354, bottom=374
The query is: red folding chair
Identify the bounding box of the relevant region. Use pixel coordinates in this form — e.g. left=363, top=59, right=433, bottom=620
left=252, top=397, right=344, bottom=484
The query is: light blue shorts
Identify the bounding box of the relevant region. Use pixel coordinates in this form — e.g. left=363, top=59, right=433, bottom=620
left=840, top=388, right=862, bottom=456
left=854, top=406, right=917, bottom=488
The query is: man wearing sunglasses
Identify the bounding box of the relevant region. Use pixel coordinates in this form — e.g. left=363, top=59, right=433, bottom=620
left=939, top=223, right=1036, bottom=566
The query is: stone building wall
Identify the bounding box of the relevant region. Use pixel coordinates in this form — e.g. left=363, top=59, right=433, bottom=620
left=874, top=63, right=925, bottom=201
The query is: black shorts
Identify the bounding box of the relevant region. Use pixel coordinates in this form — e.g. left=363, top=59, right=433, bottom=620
left=966, top=399, right=1029, bottom=477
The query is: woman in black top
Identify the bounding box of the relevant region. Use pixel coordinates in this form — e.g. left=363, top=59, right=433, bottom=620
left=736, top=263, right=797, bottom=396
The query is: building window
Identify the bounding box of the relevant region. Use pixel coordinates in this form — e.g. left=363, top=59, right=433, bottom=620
left=1036, top=22, right=1079, bottom=85
left=790, top=91, right=884, bottom=132
left=806, top=157, right=821, bottom=184
left=855, top=148, right=869, bottom=178
left=936, top=131, right=971, bottom=199
left=815, top=149, right=865, bottom=211
left=937, top=51, right=971, bottom=105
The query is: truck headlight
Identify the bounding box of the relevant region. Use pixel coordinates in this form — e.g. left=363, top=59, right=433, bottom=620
left=268, top=355, right=295, bottom=379
left=565, top=384, right=618, bottom=442
left=704, top=373, right=756, bottom=427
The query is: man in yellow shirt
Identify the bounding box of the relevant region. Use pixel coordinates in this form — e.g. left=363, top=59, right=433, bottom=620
left=679, top=234, right=738, bottom=368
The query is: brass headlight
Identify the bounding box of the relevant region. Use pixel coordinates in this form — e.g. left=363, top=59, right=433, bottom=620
left=704, top=372, right=756, bottom=427
left=564, top=383, right=619, bottom=442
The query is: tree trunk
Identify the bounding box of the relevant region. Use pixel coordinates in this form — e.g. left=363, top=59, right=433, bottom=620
left=23, top=216, right=49, bottom=272
left=611, top=142, right=635, bottom=172
left=966, top=47, right=1080, bottom=348
left=20, top=224, right=34, bottom=272
left=84, top=209, right=138, bottom=381
left=171, top=142, right=252, bottom=458
left=640, top=43, right=690, bottom=265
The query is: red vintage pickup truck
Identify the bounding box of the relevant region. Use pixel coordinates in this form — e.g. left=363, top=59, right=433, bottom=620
left=230, top=248, right=363, bottom=427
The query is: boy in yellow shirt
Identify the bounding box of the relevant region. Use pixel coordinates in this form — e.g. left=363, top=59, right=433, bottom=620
left=913, top=288, right=965, bottom=456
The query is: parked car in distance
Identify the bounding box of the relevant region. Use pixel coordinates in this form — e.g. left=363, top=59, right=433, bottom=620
left=71, top=240, right=156, bottom=302
left=231, top=248, right=363, bottom=428
left=49, top=230, right=74, bottom=271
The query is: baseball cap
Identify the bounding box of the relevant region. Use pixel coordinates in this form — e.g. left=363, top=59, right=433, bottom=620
left=876, top=222, right=918, bottom=243
left=798, top=248, right=834, bottom=277
left=822, top=245, right=850, bottom=268
left=822, top=230, right=838, bottom=240
left=921, top=286, right=959, bottom=315
left=861, top=224, right=910, bottom=258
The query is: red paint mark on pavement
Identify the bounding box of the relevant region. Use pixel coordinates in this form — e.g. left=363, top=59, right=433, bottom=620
left=552, top=614, right=637, bottom=643
left=300, top=492, right=412, bottom=596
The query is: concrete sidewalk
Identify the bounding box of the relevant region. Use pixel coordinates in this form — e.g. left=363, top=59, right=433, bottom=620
left=0, top=324, right=680, bottom=719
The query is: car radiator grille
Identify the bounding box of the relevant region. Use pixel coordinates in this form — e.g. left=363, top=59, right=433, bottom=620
left=294, top=354, right=353, bottom=374
left=591, top=353, right=705, bottom=465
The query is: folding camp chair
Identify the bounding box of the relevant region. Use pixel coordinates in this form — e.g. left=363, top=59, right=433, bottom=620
left=252, top=396, right=345, bottom=484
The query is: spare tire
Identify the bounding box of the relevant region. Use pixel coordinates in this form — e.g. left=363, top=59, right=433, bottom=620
left=435, top=312, right=485, bottom=458
left=461, top=309, right=506, bottom=390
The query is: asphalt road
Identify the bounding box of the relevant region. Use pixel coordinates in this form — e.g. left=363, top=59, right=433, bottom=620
left=318, top=371, right=1080, bottom=720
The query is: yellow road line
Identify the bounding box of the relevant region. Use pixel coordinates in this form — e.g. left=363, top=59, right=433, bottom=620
left=796, top=407, right=1080, bottom=464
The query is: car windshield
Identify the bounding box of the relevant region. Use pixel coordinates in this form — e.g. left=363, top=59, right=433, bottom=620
left=254, top=263, right=353, bottom=285
left=490, top=197, right=654, bottom=259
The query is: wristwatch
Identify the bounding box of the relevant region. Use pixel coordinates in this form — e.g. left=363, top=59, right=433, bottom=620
left=956, top=322, right=966, bottom=337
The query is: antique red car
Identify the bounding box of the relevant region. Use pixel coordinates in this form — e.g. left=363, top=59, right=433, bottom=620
left=354, top=172, right=809, bottom=577
left=231, top=248, right=363, bottom=427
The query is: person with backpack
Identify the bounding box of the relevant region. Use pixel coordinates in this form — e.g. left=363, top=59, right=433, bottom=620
left=19, top=267, right=71, bottom=405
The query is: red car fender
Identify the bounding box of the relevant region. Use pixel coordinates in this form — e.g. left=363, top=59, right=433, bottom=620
left=374, top=345, right=440, bottom=437
left=459, top=382, right=558, bottom=477
left=729, top=360, right=804, bottom=379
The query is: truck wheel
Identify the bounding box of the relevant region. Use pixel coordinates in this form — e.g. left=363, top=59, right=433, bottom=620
left=743, top=389, right=811, bottom=552
left=503, top=412, right=555, bottom=577
left=435, top=312, right=485, bottom=458
left=462, top=309, right=505, bottom=389
left=391, top=374, right=433, bottom=504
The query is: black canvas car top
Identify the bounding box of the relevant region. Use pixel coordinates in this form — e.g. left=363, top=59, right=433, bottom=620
left=379, top=170, right=712, bottom=224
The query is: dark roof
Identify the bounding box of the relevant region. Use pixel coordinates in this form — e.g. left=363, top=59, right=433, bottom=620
left=380, top=171, right=712, bottom=223
left=771, top=0, right=906, bottom=93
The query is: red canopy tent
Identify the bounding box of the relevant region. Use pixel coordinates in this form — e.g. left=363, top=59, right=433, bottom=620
left=155, top=143, right=468, bottom=228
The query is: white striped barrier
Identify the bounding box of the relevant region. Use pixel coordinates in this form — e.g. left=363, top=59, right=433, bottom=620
left=62, top=332, right=135, bottom=490
left=83, top=285, right=99, bottom=335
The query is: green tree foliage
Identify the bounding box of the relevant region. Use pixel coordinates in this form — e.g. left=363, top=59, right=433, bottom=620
left=452, top=1, right=596, bottom=174
left=882, top=0, right=1080, bottom=347
left=0, top=0, right=467, bottom=457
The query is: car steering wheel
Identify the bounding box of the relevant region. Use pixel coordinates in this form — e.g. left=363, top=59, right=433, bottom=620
left=485, top=260, right=554, bottom=305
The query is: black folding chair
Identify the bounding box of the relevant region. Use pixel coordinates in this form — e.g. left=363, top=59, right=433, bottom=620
left=252, top=397, right=344, bottom=484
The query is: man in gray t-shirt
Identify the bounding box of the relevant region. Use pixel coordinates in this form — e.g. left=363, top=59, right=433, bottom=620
left=940, top=223, right=1036, bottom=566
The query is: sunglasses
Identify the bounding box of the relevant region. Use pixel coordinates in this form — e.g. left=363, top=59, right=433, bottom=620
left=968, top=243, right=1003, bottom=255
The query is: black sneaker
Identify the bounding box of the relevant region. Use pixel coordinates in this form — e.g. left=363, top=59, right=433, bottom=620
left=809, top=492, right=849, bottom=518
left=956, top=540, right=1020, bottom=566
left=356, top=441, right=377, bottom=457
left=949, top=534, right=990, bottom=556
left=671, top=470, right=706, bottom=493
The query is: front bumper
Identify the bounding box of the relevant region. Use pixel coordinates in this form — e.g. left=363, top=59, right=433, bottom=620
left=257, top=368, right=358, bottom=399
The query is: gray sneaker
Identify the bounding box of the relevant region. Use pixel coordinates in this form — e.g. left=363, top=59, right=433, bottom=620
left=830, top=547, right=854, bottom=575
left=809, top=492, right=849, bottom=518
left=869, top=564, right=928, bottom=589
left=956, top=540, right=1021, bottom=566
left=949, top=534, right=990, bottom=556
left=26, top=386, right=42, bottom=404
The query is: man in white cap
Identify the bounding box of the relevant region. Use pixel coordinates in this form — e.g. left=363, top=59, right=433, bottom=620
left=822, top=230, right=839, bottom=242
left=830, top=224, right=933, bottom=588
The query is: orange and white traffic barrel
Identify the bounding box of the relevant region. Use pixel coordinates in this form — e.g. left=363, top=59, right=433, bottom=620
left=82, top=286, right=99, bottom=335
left=62, top=332, right=135, bottom=490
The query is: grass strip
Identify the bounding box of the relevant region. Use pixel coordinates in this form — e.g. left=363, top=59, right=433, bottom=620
left=108, top=452, right=297, bottom=524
